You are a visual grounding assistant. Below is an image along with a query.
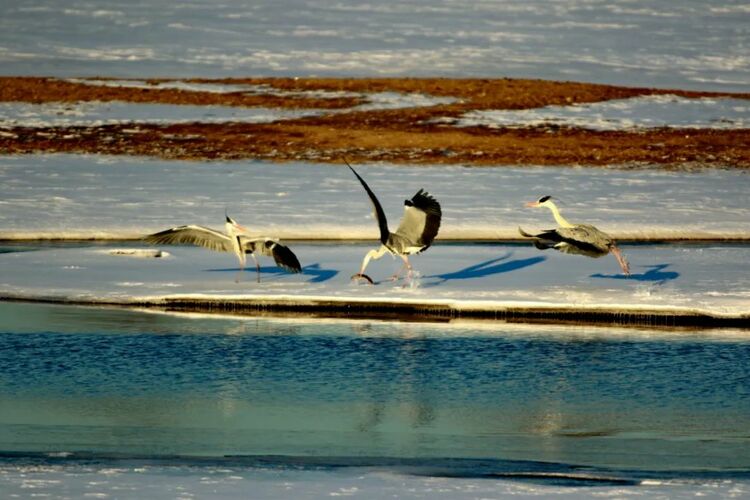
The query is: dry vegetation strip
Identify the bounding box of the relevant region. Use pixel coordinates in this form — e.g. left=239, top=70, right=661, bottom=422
left=1, top=76, right=749, bottom=167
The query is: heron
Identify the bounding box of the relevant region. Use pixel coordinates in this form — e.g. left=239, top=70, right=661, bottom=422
left=519, top=195, right=630, bottom=275
left=144, top=214, right=302, bottom=282
left=347, top=162, right=442, bottom=284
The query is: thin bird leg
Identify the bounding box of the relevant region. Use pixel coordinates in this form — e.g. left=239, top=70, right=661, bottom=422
left=610, top=245, right=631, bottom=276
left=234, top=261, right=244, bottom=283
left=352, top=245, right=388, bottom=284
left=250, top=253, right=261, bottom=283
left=391, top=255, right=412, bottom=282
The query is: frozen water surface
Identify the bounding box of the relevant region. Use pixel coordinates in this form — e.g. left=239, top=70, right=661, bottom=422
left=0, top=0, right=748, bottom=91
left=0, top=155, right=748, bottom=241
left=446, top=95, right=750, bottom=131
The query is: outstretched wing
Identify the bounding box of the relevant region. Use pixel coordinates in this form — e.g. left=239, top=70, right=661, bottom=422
left=143, top=225, right=233, bottom=252
left=394, top=189, right=442, bottom=250
left=243, top=237, right=302, bottom=273
left=518, top=225, right=609, bottom=257
left=271, top=242, right=302, bottom=273
left=347, top=162, right=389, bottom=245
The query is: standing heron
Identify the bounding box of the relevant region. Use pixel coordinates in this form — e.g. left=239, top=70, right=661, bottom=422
left=519, top=195, right=630, bottom=275
left=347, top=162, right=442, bottom=284
left=144, top=214, right=301, bottom=282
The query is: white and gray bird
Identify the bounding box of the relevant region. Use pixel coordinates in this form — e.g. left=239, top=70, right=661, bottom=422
left=144, top=215, right=301, bottom=282
left=347, top=162, right=442, bottom=284
left=519, top=195, right=630, bottom=275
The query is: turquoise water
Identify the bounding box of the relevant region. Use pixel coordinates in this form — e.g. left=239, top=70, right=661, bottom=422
left=2, top=301, right=750, bottom=478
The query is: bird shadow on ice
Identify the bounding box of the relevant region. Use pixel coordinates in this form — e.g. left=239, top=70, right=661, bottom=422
left=206, top=263, right=338, bottom=283
left=422, top=253, right=547, bottom=287
left=591, top=263, right=679, bottom=284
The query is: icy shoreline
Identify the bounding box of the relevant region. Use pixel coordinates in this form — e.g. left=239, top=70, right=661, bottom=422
left=1, top=242, right=748, bottom=327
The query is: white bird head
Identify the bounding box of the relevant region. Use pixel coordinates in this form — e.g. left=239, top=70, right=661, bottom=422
left=525, top=195, right=553, bottom=209
left=225, top=213, right=248, bottom=234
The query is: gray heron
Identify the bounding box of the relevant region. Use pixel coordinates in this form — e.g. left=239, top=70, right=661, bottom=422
left=347, top=162, right=442, bottom=284
left=519, top=195, right=630, bottom=276
left=144, top=215, right=302, bottom=282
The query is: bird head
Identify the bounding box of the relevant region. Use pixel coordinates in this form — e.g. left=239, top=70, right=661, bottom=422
left=525, top=195, right=553, bottom=208
left=225, top=213, right=248, bottom=233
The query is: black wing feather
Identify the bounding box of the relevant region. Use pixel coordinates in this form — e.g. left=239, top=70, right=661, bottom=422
left=347, top=162, right=390, bottom=245
left=272, top=243, right=302, bottom=273
left=410, top=189, right=441, bottom=249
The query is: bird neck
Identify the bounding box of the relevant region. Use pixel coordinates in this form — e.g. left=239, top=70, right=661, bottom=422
left=545, top=201, right=574, bottom=228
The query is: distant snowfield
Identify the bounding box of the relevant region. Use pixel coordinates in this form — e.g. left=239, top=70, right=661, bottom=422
left=443, top=95, right=750, bottom=131
left=1, top=0, right=748, bottom=92
left=0, top=241, right=748, bottom=318
left=0, top=154, right=748, bottom=241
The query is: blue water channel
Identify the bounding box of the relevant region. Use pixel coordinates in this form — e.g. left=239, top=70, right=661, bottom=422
left=1, top=301, right=749, bottom=478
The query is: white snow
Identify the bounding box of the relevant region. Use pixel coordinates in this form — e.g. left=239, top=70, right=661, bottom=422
left=1, top=0, right=749, bottom=92
left=0, top=463, right=746, bottom=500
left=63, top=78, right=457, bottom=110
left=440, top=95, right=750, bottom=131
left=0, top=154, right=748, bottom=241
left=0, top=242, right=748, bottom=317
left=0, top=101, right=320, bottom=128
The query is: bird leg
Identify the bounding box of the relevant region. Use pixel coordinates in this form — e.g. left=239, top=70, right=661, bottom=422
left=610, top=245, right=631, bottom=276
left=250, top=253, right=261, bottom=283
left=352, top=245, right=388, bottom=285
left=390, top=255, right=412, bottom=282
left=235, top=256, right=245, bottom=283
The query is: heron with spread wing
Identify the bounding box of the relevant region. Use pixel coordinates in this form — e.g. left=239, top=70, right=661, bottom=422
left=519, top=195, right=630, bottom=276
left=347, top=162, right=442, bottom=285
left=144, top=214, right=301, bottom=283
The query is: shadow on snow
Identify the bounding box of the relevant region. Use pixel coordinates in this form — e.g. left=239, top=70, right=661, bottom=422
left=591, top=263, right=679, bottom=283
left=205, top=263, right=338, bottom=283
left=423, top=253, right=547, bottom=287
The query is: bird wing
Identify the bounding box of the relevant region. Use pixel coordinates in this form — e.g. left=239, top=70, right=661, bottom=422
left=347, top=163, right=389, bottom=245
left=394, top=189, right=442, bottom=250
left=555, top=225, right=612, bottom=253
left=143, top=225, right=233, bottom=252
left=241, top=237, right=302, bottom=273
left=271, top=242, right=302, bottom=273
left=519, top=225, right=610, bottom=256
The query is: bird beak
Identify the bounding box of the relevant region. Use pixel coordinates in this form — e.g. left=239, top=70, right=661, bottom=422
left=525, top=201, right=539, bottom=208
left=233, top=222, right=249, bottom=233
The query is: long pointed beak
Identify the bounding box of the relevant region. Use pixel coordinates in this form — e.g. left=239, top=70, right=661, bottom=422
left=524, top=201, right=539, bottom=208
left=233, top=222, right=249, bottom=233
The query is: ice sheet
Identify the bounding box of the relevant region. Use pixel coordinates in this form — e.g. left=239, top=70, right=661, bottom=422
left=1, top=462, right=746, bottom=500
left=0, top=0, right=748, bottom=92
left=0, top=242, right=748, bottom=317
left=0, top=155, right=748, bottom=241
left=443, top=95, right=750, bottom=131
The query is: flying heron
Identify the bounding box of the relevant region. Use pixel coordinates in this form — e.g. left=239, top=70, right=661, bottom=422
left=144, top=214, right=302, bottom=282
left=347, top=162, right=442, bottom=284
left=519, top=195, right=630, bottom=275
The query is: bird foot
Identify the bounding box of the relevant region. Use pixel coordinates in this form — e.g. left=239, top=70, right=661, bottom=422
left=351, top=273, right=375, bottom=285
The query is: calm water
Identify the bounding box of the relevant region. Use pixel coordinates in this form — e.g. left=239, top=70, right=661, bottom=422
left=2, top=301, right=750, bottom=478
